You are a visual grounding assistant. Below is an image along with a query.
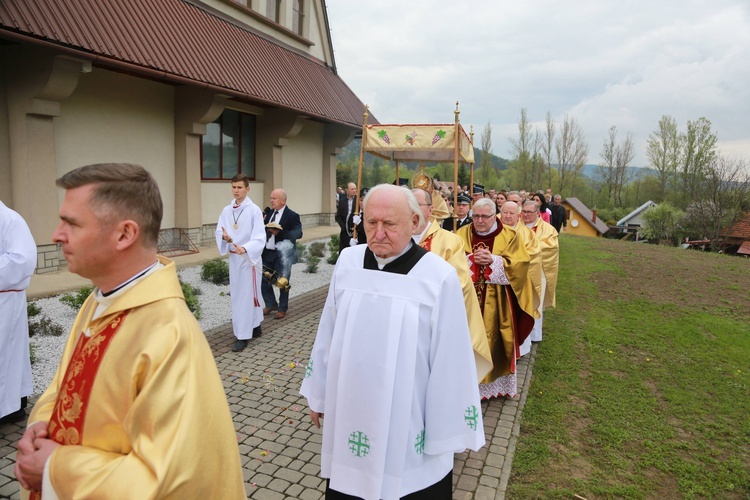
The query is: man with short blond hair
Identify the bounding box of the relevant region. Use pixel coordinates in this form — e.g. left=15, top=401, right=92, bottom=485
left=16, top=163, right=244, bottom=498
left=302, top=184, right=484, bottom=499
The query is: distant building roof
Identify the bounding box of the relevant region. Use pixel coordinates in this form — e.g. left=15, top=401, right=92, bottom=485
left=0, top=0, right=369, bottom=128
left=720, top=212, right=750, bottom=241
left=564, top=197, right=610, bottom=235
left=617, top=200, right=657, bottom=226
left=738, top=241, right=750, bottom=256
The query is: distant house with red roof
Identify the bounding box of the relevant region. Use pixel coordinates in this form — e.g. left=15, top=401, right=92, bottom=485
left=719, top=212, right=750, bottom=256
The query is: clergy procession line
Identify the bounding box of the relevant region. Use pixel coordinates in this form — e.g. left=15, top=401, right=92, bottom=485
left=2, top=163, right=559, bottom=499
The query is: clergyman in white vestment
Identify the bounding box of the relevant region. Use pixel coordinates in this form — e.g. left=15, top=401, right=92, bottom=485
left=301, top=185, right=484, bottom=500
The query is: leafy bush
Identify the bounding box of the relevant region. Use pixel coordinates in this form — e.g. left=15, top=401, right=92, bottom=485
left=201, top=258, right=229, bottom=285
left=327, top=251, right=339, bottom=265
left=59, top=286, right=94, bottom=311
left=329, top=233, right=340, bottom=253
left=308, top=241, right=326, bottom=258
left=305, top=256, right=320, bottom=273
left=28, top=315, right=64, bottom=337
left=640, top=202, right=685, bottom=245
left=28, top=301, right=41, bottom=318
left=296, top=242, right=307, bottom=263
left=29, top=343, right=36, bottom=365
left=180, top=280, right=202, bottom=319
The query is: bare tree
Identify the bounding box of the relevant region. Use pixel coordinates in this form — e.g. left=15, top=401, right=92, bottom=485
left=479, top=120, right=493, bottom=181
left=682, top=155, right=750, bottom=251
left=597, top=126, right=617, bottom=203
left=509, top=108, right=533, bottom=189
left=645, top=115, right=680, bottom=202
left=542, top=112, right=555, bottom=191
left=613, top=131, right=635, bottom=207
left=555, top=114, right=588, bottom=195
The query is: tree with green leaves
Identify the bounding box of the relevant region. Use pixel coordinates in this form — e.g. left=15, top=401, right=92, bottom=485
left=639, top=202, right=685, bottom=245
left=680, top=117, right=717, bottom=204
left=645, top=115, right=680, bottom=202
left=542, top=112, right=556, bottom=191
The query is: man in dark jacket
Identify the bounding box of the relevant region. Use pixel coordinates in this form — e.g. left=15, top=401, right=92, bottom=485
left=442, top=193, right=473, bottom=231
left=335, top=182, right=366, bottom=254
left=549, top=194, right=567, bottom=234
left=262, top=188, right=302, bottom=320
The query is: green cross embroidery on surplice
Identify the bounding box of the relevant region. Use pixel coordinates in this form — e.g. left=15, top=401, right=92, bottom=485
left=414, top=430, right=425, bottom=455
left=464, top=405, right=479, bottom=430
left=348, top=431, right=370, bottom=457
left=305, top=359, right=313, bottom=378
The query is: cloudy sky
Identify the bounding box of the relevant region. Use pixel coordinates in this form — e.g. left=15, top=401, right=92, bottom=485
left=325, top=0, right=750, bottom=167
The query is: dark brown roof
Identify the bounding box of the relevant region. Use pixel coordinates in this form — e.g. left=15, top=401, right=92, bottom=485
left=563, top=197, right=610, bottom=235
left=0, top=0, right=368, bottom=128
left=721, top=212, right=750, bottom=240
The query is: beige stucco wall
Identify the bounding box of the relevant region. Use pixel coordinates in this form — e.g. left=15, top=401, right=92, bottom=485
left=201, top=181, right=266, bottom=227
left=55, top=69, right=177, bottom=228
left=0, top=54, right=11, bottom=205
left=282, top=120, right=324, bottom=214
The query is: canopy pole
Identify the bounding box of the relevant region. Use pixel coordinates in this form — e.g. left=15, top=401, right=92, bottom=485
left=395, top=159, right=399, bottom=186
left=453, top=102, right=460, bottom=231
left=353, top=105, right=368, bottom=240
left=469, top=124, right=475, bottom=210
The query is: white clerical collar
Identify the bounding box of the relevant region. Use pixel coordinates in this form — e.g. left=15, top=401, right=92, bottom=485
left=525, top=221, right=536, bottom=228
left=233, top=197, right=248, bottom=208
left=91, top=260, right=163, bottom=323
left=412, top=223, right=429, bottom=244
left=475, top=220, right=498, bottom=236
left=374, top=241, right=413, bottom=269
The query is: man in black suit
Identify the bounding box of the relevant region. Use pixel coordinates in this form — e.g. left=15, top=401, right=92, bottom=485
left=262, top=188, right=303, bottom=320
left=549, top=194, right=567, bottom=234
left=335, top=182, right=365, bottom=254
left=442, top=193, right=473, bottom=231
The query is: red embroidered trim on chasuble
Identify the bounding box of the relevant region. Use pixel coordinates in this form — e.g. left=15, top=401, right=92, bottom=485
left=419, top=233, right=434, bottom=252
left=47, top=311, right=131, bottom=446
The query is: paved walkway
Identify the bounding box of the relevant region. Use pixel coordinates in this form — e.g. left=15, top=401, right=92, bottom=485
left=0, top=228, right=537, bottom=499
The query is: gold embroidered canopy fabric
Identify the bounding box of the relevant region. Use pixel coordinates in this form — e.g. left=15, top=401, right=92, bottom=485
left=364, top=124, right=475, bottom=163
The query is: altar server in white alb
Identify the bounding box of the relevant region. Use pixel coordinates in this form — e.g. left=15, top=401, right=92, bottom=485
left=300, top=184, right=484, bottom=500
left=0, top=200, right=36, bottom=424
left=216, top=173, right=266, bottom=352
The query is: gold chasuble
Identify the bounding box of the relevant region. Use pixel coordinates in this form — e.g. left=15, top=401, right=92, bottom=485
left=456, top=221, right=540, bottom=383
left=531, top=217, right=559, bottom=309
left=418, top=220, right=493, bottom=380
left=24, top=257, right=244, bottom=499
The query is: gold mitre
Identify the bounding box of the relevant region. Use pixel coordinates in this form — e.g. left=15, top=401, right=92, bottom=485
left=411, top=169, right=434, bottom=192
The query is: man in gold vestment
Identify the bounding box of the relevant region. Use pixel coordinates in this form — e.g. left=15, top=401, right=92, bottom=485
left=521, top=200, right=559, bottom=349
left=15, top=164, right=245, bottom=499
left=456, top=199, right=541, bottom=399
left=411, top=189, right=492, bottom=380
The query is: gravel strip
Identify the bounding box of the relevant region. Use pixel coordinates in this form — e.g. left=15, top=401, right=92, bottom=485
left=28, top=240, right=334, bottom=396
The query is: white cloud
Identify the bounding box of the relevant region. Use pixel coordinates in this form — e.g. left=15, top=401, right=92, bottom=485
left=326, top=0, right=750, bottom=167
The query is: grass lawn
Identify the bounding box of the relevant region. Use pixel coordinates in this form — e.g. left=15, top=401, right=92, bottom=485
left=507, top=235, right=750, bottom=499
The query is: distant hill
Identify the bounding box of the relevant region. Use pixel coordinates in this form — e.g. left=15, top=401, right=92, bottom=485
left=581, top=164, right=654, bottom=180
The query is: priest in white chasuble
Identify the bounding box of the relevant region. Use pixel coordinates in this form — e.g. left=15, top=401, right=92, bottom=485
left=15, top=164, right=245, bottom=499
left=301, top=184, right=484, bottom=500
left=411, top=188, right=493, bottom=382
left=456, top=199, right=541, bottom=400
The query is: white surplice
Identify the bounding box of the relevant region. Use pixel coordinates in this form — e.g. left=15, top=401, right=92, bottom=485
left=216, top=197, right=265, bottom=339
left=300, top=245, right=484, bottom=500
left=0, top=201, right=36, bottom=418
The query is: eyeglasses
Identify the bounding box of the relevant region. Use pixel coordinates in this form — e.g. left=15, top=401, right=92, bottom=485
left=473, top=214, right=495, bottom=220
left=418, top=203, right=432, bottom=207
left=521, top=210, right=537, bottom=214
